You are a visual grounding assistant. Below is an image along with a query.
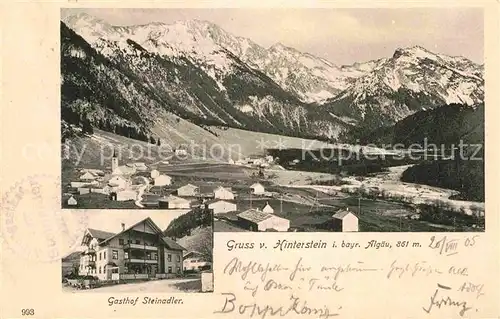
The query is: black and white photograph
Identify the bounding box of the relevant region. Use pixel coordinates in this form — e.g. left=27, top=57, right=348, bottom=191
left=60, top=8, right=484, bottom=232
left=61, top=209, right=214, bottom=293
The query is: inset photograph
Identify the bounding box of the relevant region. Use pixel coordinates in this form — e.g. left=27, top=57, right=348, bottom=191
left=61, top=209, right=213, bottom=293
left=60, top=8, right=484, bottom=232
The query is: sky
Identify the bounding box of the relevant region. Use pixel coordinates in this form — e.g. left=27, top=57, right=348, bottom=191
left=64, top=210, right=190, bottom=251
left=61, top=8, right=484, bottom=65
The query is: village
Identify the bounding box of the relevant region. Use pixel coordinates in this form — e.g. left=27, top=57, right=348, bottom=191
left=62, top=149, right=361, bottom=233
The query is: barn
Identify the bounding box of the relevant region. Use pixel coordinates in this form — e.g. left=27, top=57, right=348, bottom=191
left=236, top=209, right=290, bottom=232
left=208, top=200, right=237, bottom=215
left=329, top=208, right=359, bottom=232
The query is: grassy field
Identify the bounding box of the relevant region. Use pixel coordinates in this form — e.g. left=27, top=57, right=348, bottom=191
left=62, top=193, right=138, bottom=209
left=215, top=192, right=473, bottom=232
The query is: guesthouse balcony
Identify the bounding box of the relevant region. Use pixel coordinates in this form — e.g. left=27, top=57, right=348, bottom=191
left=123, top=243, right=158, bottom=251
left=85, top=248, right=96, bottom=255
left=124, top=258, right=158, bottom=265
left=87, top=260, right=96, bottom=268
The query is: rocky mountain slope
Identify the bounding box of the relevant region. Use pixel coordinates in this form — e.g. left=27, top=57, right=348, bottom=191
left=61, top=19, right=348, bottom=141
left=61, top=13, right=484, bottom=143
left=326, top=46, right=484, bottom=129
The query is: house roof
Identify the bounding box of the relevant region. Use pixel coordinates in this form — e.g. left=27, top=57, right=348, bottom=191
left=112, top=165, right=136, bottom=175
left=161, top=237, right=186, bottom=251
left=159, top=195, right=191, bottom=203
left=183, top=250, right=203, bottom=258
left=237, top=209, right=273, bottom=223
left=87, top=228, right=116, bottom=241
left=332, top=209, right=356, bottom=219
left=215, top=186, right=233, bottom=192
left=207, top=199, right=236, bottom=205
left=250, top=183, right=264, bottom=188
left=178, top=183, right=199, bottom=190
left=262, top=202, right=273, bottom=210
left=99, top=217, right=164, bottom=245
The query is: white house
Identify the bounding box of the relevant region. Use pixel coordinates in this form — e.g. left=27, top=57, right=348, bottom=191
left=67, top=196, right=78, bottom=206
left=330, top=208, right=359, bottom=232
left=112, top=165, right=136, bottom=176
left=158, top=195, right=191, bottom=209
left=154, top=174, right=172, bottom=186
left=208, top=200, right=237, bottom=215
left=237, top=209, right=290, bottom=232
left=183, top=251, right=212, bottom=272
left=116, top=190, right=138, bottom=201
left=150, top=169, right=160, bottom=179
left=108, top=175, right=129, bottom=189
left=250, top=183, right=265, bottom=195
left=214, top=186, right=234, bottom=200
left=261, top=202, right=274, bottom=214
left=177, top=184, right=199, bottom=197
left=79, top=171, right=97, bottom=181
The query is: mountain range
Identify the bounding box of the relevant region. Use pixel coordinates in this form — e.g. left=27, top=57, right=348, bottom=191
left=60, top=12, right=484, bottom=142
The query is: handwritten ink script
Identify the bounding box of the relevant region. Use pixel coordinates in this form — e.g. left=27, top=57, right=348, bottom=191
left=215, top=235, right=485, bottom=318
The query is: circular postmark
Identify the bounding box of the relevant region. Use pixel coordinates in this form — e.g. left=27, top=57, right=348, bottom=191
left=1, top=174, right=89, bottom=263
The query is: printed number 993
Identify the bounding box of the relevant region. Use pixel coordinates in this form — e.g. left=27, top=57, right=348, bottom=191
left=21, top=309, right=35, bottom=316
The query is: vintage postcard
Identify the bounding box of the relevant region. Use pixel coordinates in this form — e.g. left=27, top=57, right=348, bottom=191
left=1, top=1, right=499, bottom=318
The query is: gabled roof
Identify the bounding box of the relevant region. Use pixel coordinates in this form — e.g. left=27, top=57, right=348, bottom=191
left=177, top=183, right=199, bottom=190
left=87, top=228, right=116, bottom=241
left=332, top=209, right=356, bottom=219
left=207, top=199, right=236, bottom=205
left=250, top=183, right=264, bottom=188
left=262, top=202, right=273, bottom=210
left=159, top=195, right=191, bottom=203
left=162, top=237, right=186, bottom=251
left=99, top=217, right=164, bottom=245
left=183, top=250, right=203, bottom=258
left=237, top=209, right=272, bottom=223
left=214, top=186, right=233, bottom=192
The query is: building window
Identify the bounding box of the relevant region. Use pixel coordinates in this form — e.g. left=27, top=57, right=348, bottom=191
left=119, top=239, right=124, bottom=245
left=153, top=253, right=157, bottom=260
left=128, top=239, right=132, bottom=244
left=99, top=252, right=102, bottom=260
left=168, top=267, right=172, bottom=273
left=146, top=252, right=151, bottom=260
left=176, top=267, right=181, bottom=274
left=167, top=254, right=172, bottom=262
left=124, top=252, right=129, bottom=259
left=112, top=250, right=118, bottom=260
left=103, top=251, right=106, bottom=259
left=177, top=255, right=181, bottom=262
left=135, top=240, right=140, bottom=244
left=99, top=267, right=101, bottom=274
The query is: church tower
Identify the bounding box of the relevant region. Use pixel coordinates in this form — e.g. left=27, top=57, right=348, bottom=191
left=111, top=149, right=119, bottom=173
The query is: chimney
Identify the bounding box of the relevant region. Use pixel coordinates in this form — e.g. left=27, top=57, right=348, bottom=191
left=121, top=223, right=125, bottom=231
